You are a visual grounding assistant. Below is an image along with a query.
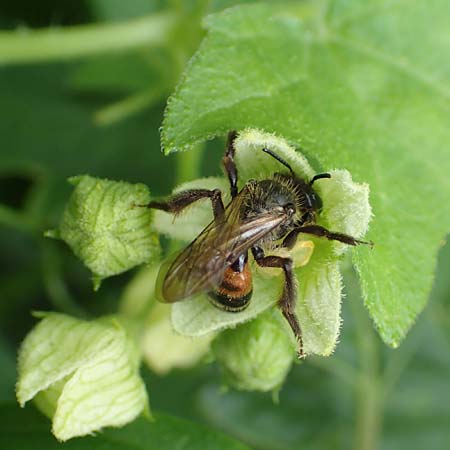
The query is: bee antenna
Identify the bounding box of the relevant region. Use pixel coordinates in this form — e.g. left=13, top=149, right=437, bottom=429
left=310, top=173, right=331, bottom=185
left=261, top=148, right=295, bottom=176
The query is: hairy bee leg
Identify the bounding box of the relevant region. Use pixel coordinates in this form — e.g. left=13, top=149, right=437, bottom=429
left=252, top=246, right=304, bottom=358
left=223, top=130, right=239, bottom=198
left=294, top=225, right=373, bottom=247
left=146, top=189, right=225, bottom=222
left=281, top=228, right=301, bottom=250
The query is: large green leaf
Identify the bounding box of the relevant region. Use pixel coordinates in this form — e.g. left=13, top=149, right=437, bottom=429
left=161, top=0, right=450, bottom=347
left=0, top=404, right=250, bottom=450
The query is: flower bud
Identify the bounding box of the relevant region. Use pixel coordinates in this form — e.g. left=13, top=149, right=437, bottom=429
left=46, top=175, right=160, bottom=289
left=119, top=266, right=213, bottom=374
left=142, top=302, right=213, bottom=375
left=16, top=313, right=149, bottom=441
left=212, top=311, right=295, bottom=392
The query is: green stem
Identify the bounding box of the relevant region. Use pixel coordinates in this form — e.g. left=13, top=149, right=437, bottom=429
left=94, top=86, right=168, bottom=126
left=41, top=241, right=87, bottom=318
left=308, top=355, right=359, bottom=386
left=351, top=297, right=382, bottom=450
left=0, top=13, right=176, bottom=65
left=175, top=143, right=206, bottom=184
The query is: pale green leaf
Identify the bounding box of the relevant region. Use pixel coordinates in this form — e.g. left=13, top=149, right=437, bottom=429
left=16, top=313, right=148, bottom=441
left=47, top=175, right=160, bottom=288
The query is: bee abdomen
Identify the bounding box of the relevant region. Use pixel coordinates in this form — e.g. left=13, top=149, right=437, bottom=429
left=208, top=263, right=253, bottom=312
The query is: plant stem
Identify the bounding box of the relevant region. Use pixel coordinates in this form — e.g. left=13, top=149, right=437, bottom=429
left=41, top=241, right=87, bottom=318
left=175, top=143, right=205, bottom=184
left=351, top=297, right=382, bottom=450
left=94, top=86, right=168, bottom=126
left=0, top=13, right=176, bottom=65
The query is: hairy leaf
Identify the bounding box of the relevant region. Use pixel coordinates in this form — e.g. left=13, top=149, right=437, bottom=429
left=161, top=0, right=450, bottom=347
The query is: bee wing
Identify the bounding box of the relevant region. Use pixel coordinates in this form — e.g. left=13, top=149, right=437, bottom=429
left=158, top=191, right=287, bottom=303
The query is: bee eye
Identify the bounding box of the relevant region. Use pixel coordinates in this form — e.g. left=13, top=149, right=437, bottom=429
left=312, top=193, right=323, bottom=211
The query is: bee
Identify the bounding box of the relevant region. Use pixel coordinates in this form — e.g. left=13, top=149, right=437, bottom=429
left=147, top=131, right=371, bottom=357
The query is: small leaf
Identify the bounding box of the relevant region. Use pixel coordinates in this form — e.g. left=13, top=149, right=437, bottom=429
left=48, top=175, right=160, bottom=288
left=319, top=169, right=372, bottom=255
left=161, top=1, right=450, bottom=346
left=16, top=313, right=149, bottom=441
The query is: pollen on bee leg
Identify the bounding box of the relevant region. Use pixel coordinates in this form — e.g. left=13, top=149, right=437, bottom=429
left=257, top=240, right=314, bottom=278
left=291, top=240, right=314, bottom=268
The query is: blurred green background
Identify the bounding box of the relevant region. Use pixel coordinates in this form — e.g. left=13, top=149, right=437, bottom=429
left=0, top=1, right=449, bottom=449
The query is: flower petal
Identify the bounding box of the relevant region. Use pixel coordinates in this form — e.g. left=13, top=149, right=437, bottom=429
left=319, top=169, right=372, bottom=255
left=296, top=254, right=342, bottom=356
left=234, top=128, right=315, bottom=182
left=17, top=313, right=120, bottom=406
left=16, top=313, right=149, bottom=441
left=51, top=335, right=148, bottom=441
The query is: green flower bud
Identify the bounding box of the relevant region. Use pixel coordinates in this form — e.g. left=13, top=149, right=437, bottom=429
left=142, top=302, right=213, bottom=375
left=119, top=266, right=213, bottom=374
left=16, top=313, right=149, bottom=441
left=46, top=175, right=160, bottom=289
left=212, top=312, right=295, bottom=392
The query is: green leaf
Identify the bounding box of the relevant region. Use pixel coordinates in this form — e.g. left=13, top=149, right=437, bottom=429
left=0, top=403, right=250, bottom=450
left=161, top=1, right=450, bottom=347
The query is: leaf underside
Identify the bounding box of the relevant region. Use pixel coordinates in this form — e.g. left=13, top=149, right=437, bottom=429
left=161, top=0, right=450, bottom=347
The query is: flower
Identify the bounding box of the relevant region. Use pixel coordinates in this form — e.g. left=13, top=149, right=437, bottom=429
left=16, top=312, right=149, bottom=441
left=151, top=129, right=372, bottom=390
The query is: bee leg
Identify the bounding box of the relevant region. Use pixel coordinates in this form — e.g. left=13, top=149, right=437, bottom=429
left=223, top=130, right=239, bottom=198
left=294, top=225, right=373, bottom=247
left=145, top=189, right=225, bottom=222
left=281, top=229, right=301, bottom=250
left=252, top=246, right=304, bottom=358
